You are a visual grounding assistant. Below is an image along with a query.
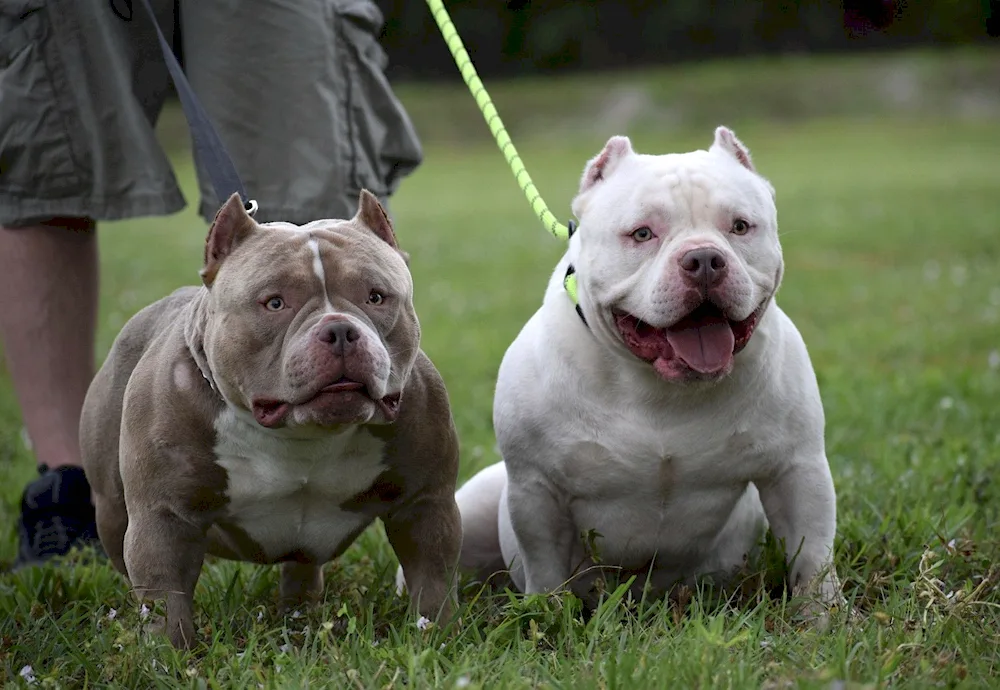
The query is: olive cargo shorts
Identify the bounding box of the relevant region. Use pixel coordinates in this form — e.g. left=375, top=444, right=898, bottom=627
left=0, top=0, right=423, bottom=227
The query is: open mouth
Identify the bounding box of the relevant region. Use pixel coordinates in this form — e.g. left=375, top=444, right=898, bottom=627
left=251, top=377, right=402, bottom=427
left=615, top=300, right=766, bottom=377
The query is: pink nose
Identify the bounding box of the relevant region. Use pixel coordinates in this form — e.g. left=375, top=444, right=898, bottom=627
left=679, top=247, right=728, bottom=289
left=316, top=320, right=360, bottom=355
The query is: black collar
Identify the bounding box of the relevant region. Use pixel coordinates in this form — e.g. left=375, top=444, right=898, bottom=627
left=562, top=220, right=589, bottom=328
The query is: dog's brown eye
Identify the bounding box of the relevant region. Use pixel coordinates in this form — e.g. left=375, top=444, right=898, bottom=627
left=368, top=291, right=384, bottom=306
left=264, top=296, right=284, bottom=311
left=731, top=219, right=751, bottom=235
left=631, top=227, right=653, bottom=242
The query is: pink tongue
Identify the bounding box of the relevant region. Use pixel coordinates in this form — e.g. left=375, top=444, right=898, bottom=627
left=665, top=322, right=735, bottom=374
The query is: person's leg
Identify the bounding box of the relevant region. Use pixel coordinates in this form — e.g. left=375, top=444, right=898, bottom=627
left=0, top=0, right=182, bottom=568
left=0, top=219, right=101, bottom=567
left=0, top=220, right=98, bottom=472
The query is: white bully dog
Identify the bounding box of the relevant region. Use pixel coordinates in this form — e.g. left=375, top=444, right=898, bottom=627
left=443, top=126, right=842, bottom=613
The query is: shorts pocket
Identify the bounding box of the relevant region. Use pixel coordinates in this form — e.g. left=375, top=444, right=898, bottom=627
left=0, top=5, right=87, bottom=198
left=334, top=0, right=423, bottom=197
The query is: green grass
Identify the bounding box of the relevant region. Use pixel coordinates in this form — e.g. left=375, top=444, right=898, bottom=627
left=3, top=48, right=1000, bottom=688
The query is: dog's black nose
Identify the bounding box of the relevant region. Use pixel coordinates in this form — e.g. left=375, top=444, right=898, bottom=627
left=679, top=247, right=728, bottom=288
left=317, top=320, right=361, bottom=353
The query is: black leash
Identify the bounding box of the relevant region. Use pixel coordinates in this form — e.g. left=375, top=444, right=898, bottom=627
left=110, top=0, right=258, bottom=217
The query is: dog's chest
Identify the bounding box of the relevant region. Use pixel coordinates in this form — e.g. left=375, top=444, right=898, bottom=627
left=212, top=408, right=387, bottom=562
left=559, top=414, right=773, bottom=564
left=564, top=410, right=767, bottom=494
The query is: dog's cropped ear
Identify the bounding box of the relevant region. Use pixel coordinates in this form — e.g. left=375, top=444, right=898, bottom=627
left=201, top=193, right=256, bottom=287
left=355, top=189, right=401, bottom=251
left=579, top=136, right=633, bottom=194
left=710, top=126, right=755, bottom=172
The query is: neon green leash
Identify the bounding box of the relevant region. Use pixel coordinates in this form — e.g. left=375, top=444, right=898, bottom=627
left=425, top=0, right=582, bottom=308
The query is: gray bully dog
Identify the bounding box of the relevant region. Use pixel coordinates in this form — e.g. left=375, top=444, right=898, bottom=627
left=81, top=191, right=462, bottom=648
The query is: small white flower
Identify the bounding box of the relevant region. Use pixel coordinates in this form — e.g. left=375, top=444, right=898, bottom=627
left=257, top=611, right=264, bottom=622
left=416, top=616, right=431, bottom=631
left=989, top=350, right=1000, bottom=370
left=19, top=665, right=37, bottom=684
left=290, top=610, right=302, bottom=619
left=279, top=643, right=292, bottom=653
left=139, top=604, right=151, bottom=620
left=107, top=608, right=118, bottom=621
left=939, top=396, right=954, bottom=410
left=456, top=675, right=471, bottom=688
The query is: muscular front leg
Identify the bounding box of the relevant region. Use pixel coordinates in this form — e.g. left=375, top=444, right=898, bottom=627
left=505, top=470, right=576, bottom=594
left=385, top=493, right=462, bottom=622
left=123, top=508, right=208, bottom=649
left=756, top=455, right=842, bottom=608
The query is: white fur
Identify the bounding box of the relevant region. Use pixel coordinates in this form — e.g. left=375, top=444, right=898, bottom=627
left=456, top=129, right=841, bottom=607
left=307, top=238, right=335, bottom=309
left=213, top=404, right=386, bottom=561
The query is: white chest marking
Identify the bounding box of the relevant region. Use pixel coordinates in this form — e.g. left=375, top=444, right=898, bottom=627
left=213, top=406, right=387, bottom=561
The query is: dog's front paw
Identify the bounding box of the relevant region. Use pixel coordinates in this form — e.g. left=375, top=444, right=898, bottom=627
left=790, top=570, right=849, bottom=631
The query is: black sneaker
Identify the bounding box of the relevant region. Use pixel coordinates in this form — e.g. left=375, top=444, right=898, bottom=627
left=14, top=465, right=102, bottom=570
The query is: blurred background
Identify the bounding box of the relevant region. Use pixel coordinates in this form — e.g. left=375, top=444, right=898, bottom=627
left=364, top=1, right=1000, bottom=145
left=378, top=0, right=997, bottom=80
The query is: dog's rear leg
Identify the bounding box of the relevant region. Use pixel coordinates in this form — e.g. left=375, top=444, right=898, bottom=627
left=455, top=462, right=508, bottom=580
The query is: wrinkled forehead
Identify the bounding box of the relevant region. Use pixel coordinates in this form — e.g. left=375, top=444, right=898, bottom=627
left=597, top=151, right=774, bottom=221
left=217, top=220, right=410, bottom=296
